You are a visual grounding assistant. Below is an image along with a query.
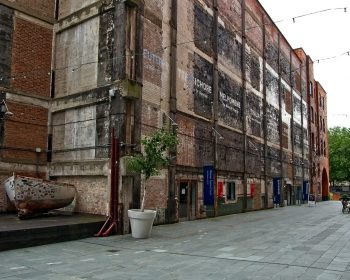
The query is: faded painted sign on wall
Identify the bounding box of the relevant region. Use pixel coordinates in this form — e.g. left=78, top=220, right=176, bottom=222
left=193, top=53, right=213, bottom=119
left=218, top=71, right=242, bottom=130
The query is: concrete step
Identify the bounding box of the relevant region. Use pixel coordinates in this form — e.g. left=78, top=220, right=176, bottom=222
left=0, top=212, right=106, bottom=251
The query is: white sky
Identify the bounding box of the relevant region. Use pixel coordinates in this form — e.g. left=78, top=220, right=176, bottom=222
left=258, top=0, right=350, bottom=128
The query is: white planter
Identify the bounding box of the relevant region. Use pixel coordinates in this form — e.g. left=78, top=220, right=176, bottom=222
left=128, top=209, right=157, bottom=238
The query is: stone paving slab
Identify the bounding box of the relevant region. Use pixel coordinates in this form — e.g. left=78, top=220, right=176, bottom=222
left=1, top=201, right=350, bottom=279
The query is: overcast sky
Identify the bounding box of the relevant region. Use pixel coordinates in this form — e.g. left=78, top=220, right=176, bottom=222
left=258, top=0, right=350, bottom=128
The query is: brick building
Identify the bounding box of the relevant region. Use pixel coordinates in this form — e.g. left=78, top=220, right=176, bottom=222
left=0, top=0, right=54, bottom=211
left=0, top=0, right=329, bottom=234
left=295, top=48, right=329, bottom=201
left=314, top=82, right=329, bottom=200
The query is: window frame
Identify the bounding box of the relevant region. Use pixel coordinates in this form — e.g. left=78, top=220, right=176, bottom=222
left=226, top=181, right=236, bottom=202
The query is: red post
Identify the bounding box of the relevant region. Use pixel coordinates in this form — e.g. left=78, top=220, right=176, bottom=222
left=95, top=128, right=119, bottom=237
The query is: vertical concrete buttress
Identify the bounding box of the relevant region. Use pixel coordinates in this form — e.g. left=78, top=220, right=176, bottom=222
left=167, top=0, right=178, bottom=223
left=262, top=14, right=268, bottom=209
left=290, top=51, right=295, bottom=192
left=241, top=0, right=248, bottom=212
left=277, top=34, right=284, bottom=206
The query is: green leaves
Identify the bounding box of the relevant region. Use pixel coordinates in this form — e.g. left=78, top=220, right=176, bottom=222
left=126, top=129, right=179, bottom=180
left=329, top=127, right=350, bottom=182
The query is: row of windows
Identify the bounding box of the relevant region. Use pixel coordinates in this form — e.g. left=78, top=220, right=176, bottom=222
left=309, top=82, right=325, bottom=109
left=310, top=106, right=326, bottom=132
left=311, top=132, right=327, bottom=157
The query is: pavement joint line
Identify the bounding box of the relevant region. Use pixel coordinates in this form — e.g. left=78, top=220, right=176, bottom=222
left=9, top=266, right=27, bottom=270
left=131, top=247, right=350, bottom=274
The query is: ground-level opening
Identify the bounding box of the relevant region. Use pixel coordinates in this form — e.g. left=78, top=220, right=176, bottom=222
left=178, top=180, right=197, bottom=221
left=322, top=168, right=329, bottom=200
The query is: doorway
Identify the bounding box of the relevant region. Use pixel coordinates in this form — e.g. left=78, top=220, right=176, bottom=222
left=322, top=168, right=329, bottom=200
left=178, top=181, right=197, bottom=221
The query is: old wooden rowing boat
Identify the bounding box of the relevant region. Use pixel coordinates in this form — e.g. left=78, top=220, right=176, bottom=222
left=4, top=175, right=76, bottom=219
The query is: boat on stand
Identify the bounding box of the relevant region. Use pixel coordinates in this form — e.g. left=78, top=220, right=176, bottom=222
left=4, top=174, right=76, bottom=219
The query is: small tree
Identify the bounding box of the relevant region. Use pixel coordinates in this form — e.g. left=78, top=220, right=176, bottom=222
left=329, top=127, right=350, bottom=183
left=126, top=128, right=178, bottom=212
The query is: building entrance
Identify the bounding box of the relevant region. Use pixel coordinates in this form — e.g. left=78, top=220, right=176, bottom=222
left=178, top=181, right=197, bottom=221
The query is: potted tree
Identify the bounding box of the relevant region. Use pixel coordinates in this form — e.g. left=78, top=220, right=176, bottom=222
left=126, top=128, right=178, bottom=238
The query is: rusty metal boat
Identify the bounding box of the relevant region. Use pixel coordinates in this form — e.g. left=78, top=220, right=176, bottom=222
left=4, top=175, right=76, bottom=219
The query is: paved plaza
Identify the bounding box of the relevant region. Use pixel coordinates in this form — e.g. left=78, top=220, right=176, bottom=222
left=1, top=201, right=350, bottom=279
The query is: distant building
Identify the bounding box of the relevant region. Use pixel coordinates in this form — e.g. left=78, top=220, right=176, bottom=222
left=315, top=82, right=329, bottom=200
left=0, top=0, right=329, bottom=234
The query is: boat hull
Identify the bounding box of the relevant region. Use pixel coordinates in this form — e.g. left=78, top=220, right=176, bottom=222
left=4, top=175, right=76, bottom=218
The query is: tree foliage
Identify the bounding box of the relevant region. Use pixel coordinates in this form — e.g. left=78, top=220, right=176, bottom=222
left=126, top=129, right=178, bottom=211
left=126, top=128, right=178, bottom=180
left=329, top=127, right=350, bottom=182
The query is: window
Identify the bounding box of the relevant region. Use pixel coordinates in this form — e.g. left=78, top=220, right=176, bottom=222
left=310, top=107, right=314, bottom=123
left=319, top=93, right=322, bottom=107
left=226, top=182, right=236, bottom=201
left=309, top=82, right=313, bottom=97
left=323, top=118, right=326, bottom=132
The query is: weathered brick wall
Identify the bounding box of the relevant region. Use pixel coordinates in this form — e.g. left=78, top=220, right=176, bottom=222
left=138, top=0, right=171, bottom=221
left=218, top=0, right=241, bottom=31
left=0, top=0, right=54, bottom=22
left=141, top=0, right=164, bottom=130
left=11, top=16, right=52, bottom=97
left=44, top=0, right=320, bottom=219
left=143, top=176, right=168, bottom=210
left=58, top=176, right=108, bottom=215
left=3, top=101, right=48, bottom=162
left=0, top=3, right=53, bottom=212
left=0, top=5, right=13, bottom=88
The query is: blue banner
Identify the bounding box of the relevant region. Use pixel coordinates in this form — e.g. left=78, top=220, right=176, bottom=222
left=273, top=177, right=281, bottom=205
left=303, top=181, right=309, bottom=201
left=203, top=165, right=214, bottom=205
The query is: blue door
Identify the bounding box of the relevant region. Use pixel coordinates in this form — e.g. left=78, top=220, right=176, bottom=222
left=273, top=178, right=281, bottom=206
